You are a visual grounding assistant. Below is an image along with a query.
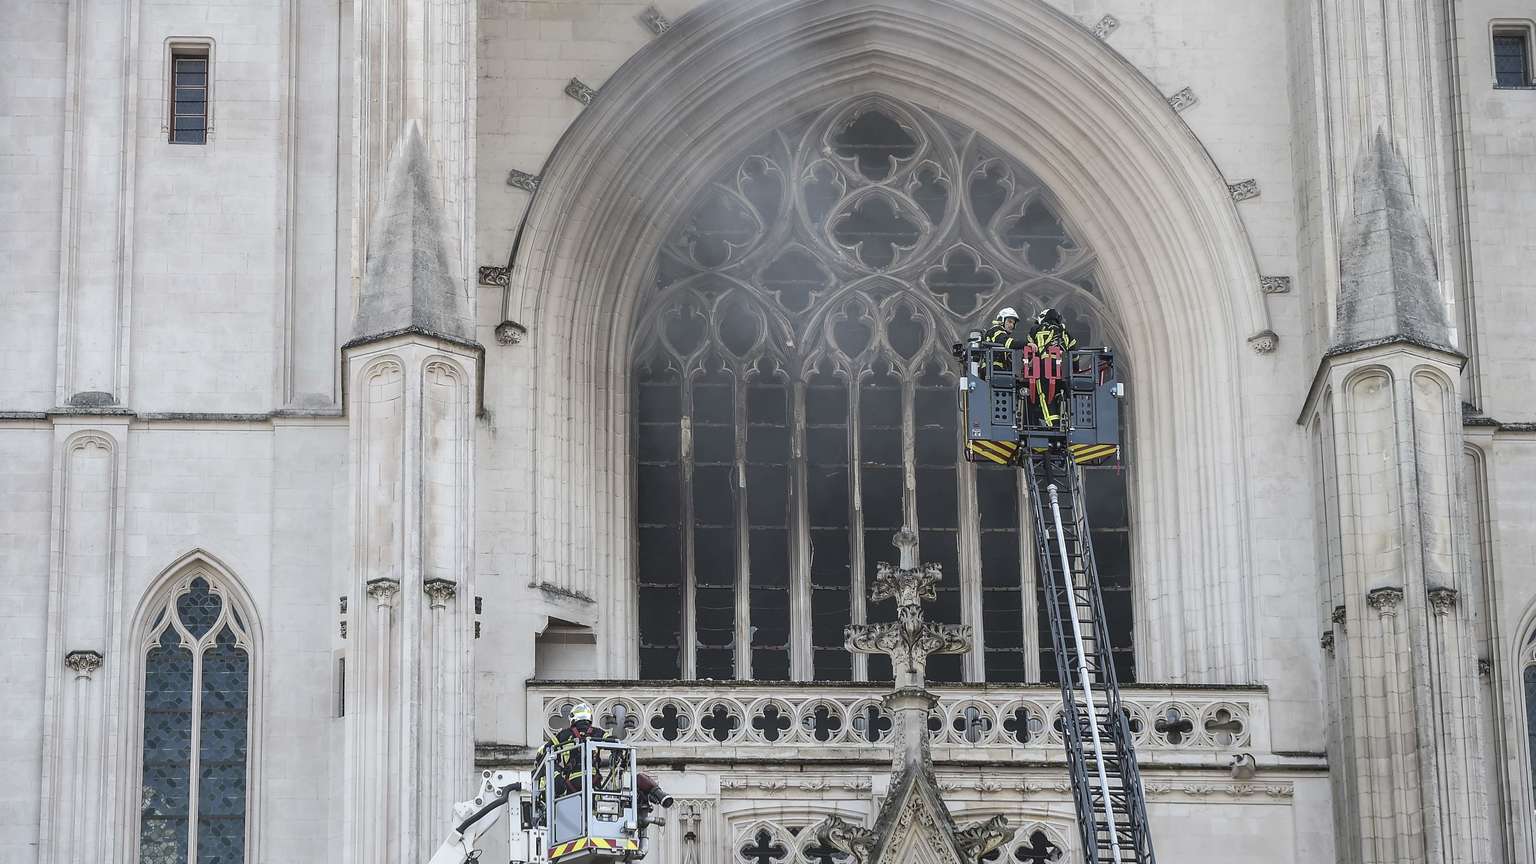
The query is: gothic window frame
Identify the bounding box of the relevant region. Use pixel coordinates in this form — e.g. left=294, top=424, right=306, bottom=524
left=1523, top=633, right=1536, bottom=808
left=631, top=95, right=1138, bottom=685
left=123, top=550, right=262, bottom=864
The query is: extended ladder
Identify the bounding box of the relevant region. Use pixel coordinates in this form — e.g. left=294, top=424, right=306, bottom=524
left=1025, top=451, right=1155, bottom=864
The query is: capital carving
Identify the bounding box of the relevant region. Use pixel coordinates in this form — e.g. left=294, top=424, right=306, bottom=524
left=1426, top=587, right=1458, bottom=615
left=65, top=650, right=103, bottom=679
left=366, top=577, right=401, bottom=604
left=1366, top=586, right=1404, bottom=616
left=1248, top=330, right=1278, bottom=354
left=1331, top=605, right=1347, bottom=626
left=1320, top=631, right=1334, bottom=654
left=424, top=578, right=458, bottom=608
left=1477, top=658, right=1492, bottom=677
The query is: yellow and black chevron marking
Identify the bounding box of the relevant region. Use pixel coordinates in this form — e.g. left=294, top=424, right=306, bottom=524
left=1069, top=443, right=1119, bottom=465
left=966, top=439, right=1019, bottom=464
left=550, top=837, right=639, bottom=858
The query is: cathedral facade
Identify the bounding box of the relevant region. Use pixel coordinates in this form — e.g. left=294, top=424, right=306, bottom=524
left=2, top=0, right=1535, bottom=862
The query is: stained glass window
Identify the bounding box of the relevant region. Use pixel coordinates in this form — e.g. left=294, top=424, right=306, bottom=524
left=138, top=575, right=251, bottom=864
left=633, top=98, right=1135, bottom=684
left=1494, top=30, right=1532, bottom=89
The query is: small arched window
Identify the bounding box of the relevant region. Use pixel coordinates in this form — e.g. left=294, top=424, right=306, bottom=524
left=136, top=569, right=254, bottom=864
left=1524, top=634, right=1536, bottom=800
left=633, top=96, right=1134, bottom=684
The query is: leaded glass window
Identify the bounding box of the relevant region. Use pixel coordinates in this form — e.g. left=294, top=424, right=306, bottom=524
left=139, top=574, right=252, bottom=864
left=633, top=97, right=1134, bottom=683
left=1494, top=29, right=1533, bottom=88
left=1525, top=636, right=1536, bottom=801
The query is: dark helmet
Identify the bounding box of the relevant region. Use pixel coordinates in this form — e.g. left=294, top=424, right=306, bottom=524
left=1034, top=308, right=1064, bottom=329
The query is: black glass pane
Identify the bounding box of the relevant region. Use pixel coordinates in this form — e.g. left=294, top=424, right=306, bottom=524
left=198, top=630, right=249, bottom=864
left=177, top=578, right=223, bottom=640
left=1526, top=665, right=1536, bottom=797
left=1495, top=35, right=1530, bottom=86
left=694, top=526, right=735, bottom=587
left=140, top=628, right=194, bottom=864
left=831, top=110, right=916, bottom=181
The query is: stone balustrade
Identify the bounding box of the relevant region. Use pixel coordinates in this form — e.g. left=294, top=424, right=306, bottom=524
left=526, top=681, right=1267, bottom=759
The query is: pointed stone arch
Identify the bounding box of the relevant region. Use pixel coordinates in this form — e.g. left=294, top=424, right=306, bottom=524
left=115, top=548, right=265, bottom=864
left=503, top=0, right=1272, bottom=682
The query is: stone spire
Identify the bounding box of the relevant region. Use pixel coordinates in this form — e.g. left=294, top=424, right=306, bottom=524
left=813, top=530, right=1012, bottom=864
left=1333, top=130, right=1455, bottom=354
left=353, top=121, right=474, bottom=345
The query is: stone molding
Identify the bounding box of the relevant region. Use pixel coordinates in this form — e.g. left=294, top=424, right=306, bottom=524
left=502, top=0, right=1276, bottom=682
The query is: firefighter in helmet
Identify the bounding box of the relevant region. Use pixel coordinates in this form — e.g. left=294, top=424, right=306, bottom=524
left=983, top=306, right=1022, bottom=349
left=535, top=703, right=673, bottom=809
left=1025, top=307, right=1077, bottom=429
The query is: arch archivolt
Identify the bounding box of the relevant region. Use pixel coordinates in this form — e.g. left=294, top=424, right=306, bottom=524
left=503, top=0, right=1272, bottom=681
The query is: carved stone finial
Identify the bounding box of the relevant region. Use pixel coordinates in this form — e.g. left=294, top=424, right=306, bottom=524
left=1427, top=587, right=1458, bottom=615
left=424, top=578, right=458, bottom=609
left=65, top=650, right=103, bottom=679
left=1366, top=586, right=1404, bottom=616
left=366, top=577, right=401, bottom=603
left=1320, top=631, right=1335, bottom=654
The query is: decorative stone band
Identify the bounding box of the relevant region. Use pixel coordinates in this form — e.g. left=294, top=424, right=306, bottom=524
left=1426, top=587, right=1458, bottom=615
left=1366, top=586, right=1405, bottom=616
left=424, top=578, right=458, bottom=609
left=64, top=649, right=104, bottom=679
left=366, top=577, right=401, bottom=604
left=1091, top=14, right=1120, bottom=39
left=533, top=687, right=1256, bottom=751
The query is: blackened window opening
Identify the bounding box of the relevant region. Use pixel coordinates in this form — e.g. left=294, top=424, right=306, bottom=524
left=633, top=97, right=1135, bottom=684
left=171, top=54, right=209, bottom=144
left=1495, top=30, right=1533, bottom=88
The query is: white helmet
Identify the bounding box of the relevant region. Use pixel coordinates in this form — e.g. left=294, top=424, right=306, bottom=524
left=996, top=306, right=1020, bottom=322
left=570, top=703, right=594, bottom=724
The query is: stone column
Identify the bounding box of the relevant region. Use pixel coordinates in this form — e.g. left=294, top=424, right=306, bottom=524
left=1307, top=343, right=1491, bottom=864
left=36, top=423, right=129, bottom=864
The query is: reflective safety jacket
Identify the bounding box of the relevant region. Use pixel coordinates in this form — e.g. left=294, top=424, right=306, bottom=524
left=1026, top=323, right=1077, bottom=425
left=536, top=725, right=616, bottom=794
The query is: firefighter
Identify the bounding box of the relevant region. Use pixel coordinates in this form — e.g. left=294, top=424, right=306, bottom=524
left=1025, top=307, right=1077, bottom=429
left=982, top=306, right=1022, bottom=348
left=535, top=703, right=672, bottom=808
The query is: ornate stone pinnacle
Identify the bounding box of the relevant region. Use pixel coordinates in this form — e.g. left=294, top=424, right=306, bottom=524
left=424, top=578, right=458, bottom=609
left=366, top=577, right=401, bottom=603
left=847, top=529, right=971, bottom=691
left=1426, top=587, right=1458, bottom=615
left=1366, top=586, right=1404, bottom=616
left=65, top=650, right=103, bottom=679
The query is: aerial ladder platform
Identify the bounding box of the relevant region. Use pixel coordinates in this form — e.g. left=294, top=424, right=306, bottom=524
left=956, top=333, right=1156, bottom=864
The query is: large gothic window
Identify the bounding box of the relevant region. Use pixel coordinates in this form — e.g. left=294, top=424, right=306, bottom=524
left=138, top=573, right=253, bottom=864
left=633, top=97, right=1133, bottom=684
